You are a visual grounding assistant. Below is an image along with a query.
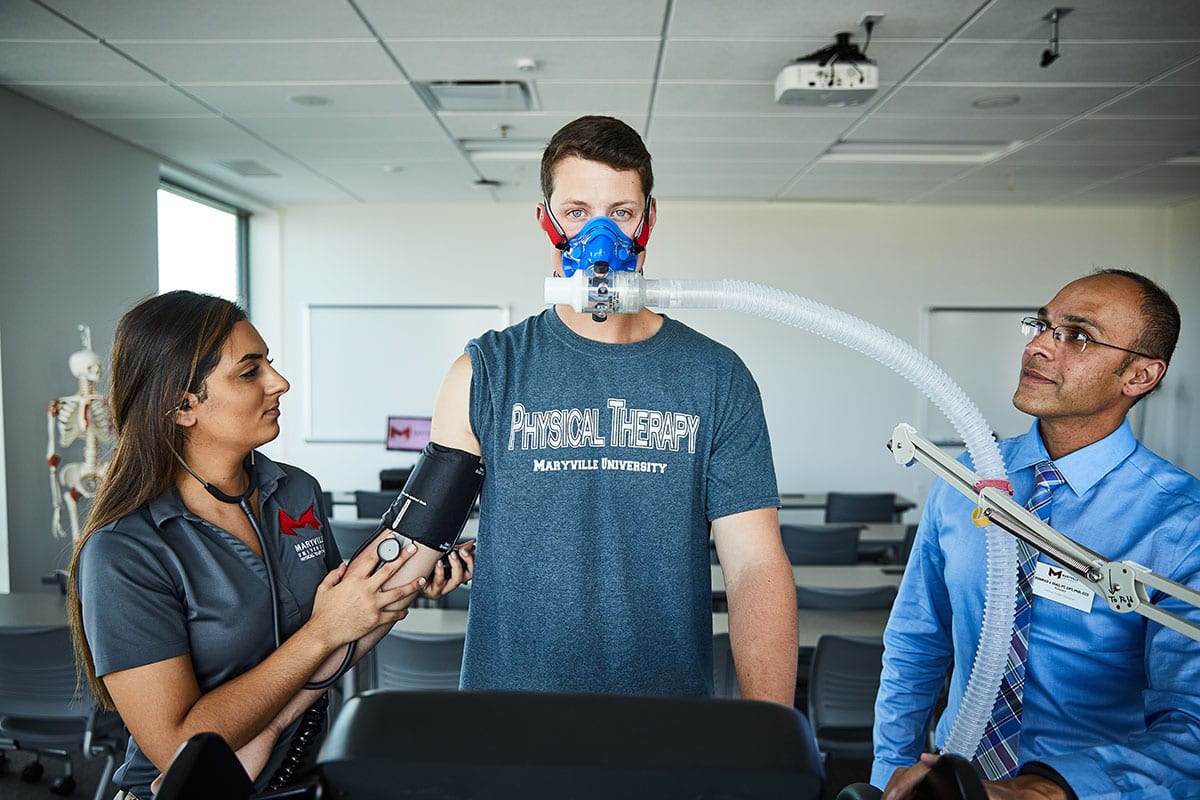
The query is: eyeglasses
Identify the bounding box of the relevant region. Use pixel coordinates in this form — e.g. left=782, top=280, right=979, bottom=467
left=1019, top=317, right=1156, bottom=359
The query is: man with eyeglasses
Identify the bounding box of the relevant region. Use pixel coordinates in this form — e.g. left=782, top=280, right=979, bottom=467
left=872, top=269, right=1200, bottom=799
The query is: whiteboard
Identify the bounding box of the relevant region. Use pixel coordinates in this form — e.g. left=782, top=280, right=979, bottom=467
left=923, top=307, right=1035, bottom=446
left=306, top=304, right=509, bottom=442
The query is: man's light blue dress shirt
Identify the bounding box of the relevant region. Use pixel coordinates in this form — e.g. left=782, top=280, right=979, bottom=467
left=872, top=420, right=1200, bottom=799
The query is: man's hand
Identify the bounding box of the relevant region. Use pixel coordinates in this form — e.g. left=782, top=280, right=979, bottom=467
left=883, top=754, right=1068, bottom=800
left=882, top=754, right=936, bottom=800
left=421, top=539, right=476, bottom=599
left=985, top=775, right=1067, bottom=800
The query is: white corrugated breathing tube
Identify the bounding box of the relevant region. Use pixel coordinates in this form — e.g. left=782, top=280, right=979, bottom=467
left=546, top=272, right=1017, bottom=760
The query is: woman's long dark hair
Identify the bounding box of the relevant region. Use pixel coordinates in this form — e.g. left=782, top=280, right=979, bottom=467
left=67, top=291, right=247, bottom=708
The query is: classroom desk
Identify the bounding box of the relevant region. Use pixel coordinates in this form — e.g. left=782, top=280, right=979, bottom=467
left=841, top=522, right=909, bottom=545
left=338, top=492, right=915, bottom=516
left=0, top=591, right=68, bottom=630
left=711, top=564, right=903, bottom=594
left=395, top=607, right=470, bottom=636
left=780, top=493, right=915, bottom=516
left=713, top=609, right=888, bottom=648
left=398, top=608, right=887, bottom=651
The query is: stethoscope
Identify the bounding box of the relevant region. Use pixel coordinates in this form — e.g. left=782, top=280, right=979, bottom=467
left=178, top=453, right=348, bottom=691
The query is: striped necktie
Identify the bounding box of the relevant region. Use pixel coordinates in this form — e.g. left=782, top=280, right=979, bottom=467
left=973, top=460, right=1065, bottom=780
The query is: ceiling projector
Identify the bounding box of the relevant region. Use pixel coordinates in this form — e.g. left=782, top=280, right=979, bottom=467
left=775, top=31, right=879, bottom=107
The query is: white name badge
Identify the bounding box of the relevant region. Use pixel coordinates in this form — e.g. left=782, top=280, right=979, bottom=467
left=1032, top=561, right=1094, bottom=612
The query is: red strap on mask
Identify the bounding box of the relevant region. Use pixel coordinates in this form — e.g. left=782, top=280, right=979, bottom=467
left=540, top=196, right=654, bottom=253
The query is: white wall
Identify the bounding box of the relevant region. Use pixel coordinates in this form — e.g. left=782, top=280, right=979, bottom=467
left=0, top=88, right=159, bottom=591
left=261, top=201, right=1189, bottom=521
left=1152, top=200, right=1200, bottom=474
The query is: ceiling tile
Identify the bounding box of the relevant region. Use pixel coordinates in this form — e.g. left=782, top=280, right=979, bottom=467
left=356, top=0, right=668, bottom=38
left=0, top=41, right=153, bottom=82
left=388, top=40, right=660, bottom=82
left=646, top=139, right=829, bottom=161
left=1098, top=84, right=1200, bottom=117
left=668, top=0, right=968, bottom=39
left=878, top=84, right=1129, bottom=117
left=650, top=113, right=854, bottom=141
left=236, top=113, right=448, bottom=141
left=1050, top=117, right=1200, bottom=143
left=849, top=114, right=1069, bottom=143
left=185, top=83, right=426, bottom=116
left=533, top=80, right=652, bottom=115
left=120, top=41, right=401, bottom=83
left=438, top=112, right=648, bottom=141
left=8, top=83, right=209, bottom=116
left=0, top=1, right=90, bottom=39
left=38, top=0, right=371, bottom=40
left=961, top=0, right=1200, bottom=41
left=914, top=41, right=1200, bottom=84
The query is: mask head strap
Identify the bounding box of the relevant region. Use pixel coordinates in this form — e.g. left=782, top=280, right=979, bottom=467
left=540, top=195, right=654, bottom=253
left=540, top=201, right=569, bottom=251
left=631, top=195, right=652, bottom=253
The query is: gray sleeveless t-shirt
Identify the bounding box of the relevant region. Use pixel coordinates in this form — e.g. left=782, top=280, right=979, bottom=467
left=461, top=309, right=778, bottom=695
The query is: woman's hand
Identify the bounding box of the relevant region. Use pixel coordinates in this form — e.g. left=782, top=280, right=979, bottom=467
left=421, top=539, right=475, bottom=599
left=306, top=530, right=428, bottom=648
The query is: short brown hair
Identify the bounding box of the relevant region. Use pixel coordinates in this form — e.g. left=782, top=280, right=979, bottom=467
left=540, top=115, right=654, bottom=199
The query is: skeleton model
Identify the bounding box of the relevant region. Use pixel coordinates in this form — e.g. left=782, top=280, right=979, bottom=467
left=47, top=325, right=113, bottom=540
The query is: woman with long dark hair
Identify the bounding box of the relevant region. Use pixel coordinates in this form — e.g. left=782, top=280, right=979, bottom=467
left=67, top=291, right=472, bottom=798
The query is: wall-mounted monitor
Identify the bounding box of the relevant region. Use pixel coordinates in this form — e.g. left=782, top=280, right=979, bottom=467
left=385, top=416, right=432, bottom=452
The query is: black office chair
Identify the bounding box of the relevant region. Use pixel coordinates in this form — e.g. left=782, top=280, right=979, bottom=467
left=328, top=519, right=381, bottom=562
left=354, top=489, right=400, bottom=520
left=0, top=625, right=126, bottom=800
left=794, top=585, right=896, bottom=712
left=897, top=523, right=919, bottom=564
left=371, top=632, right=466, bottom=691
left=379, top=468, right=412, bottom=491
left=825, top=492, right=897, bottom=524
left=442, top=584, right=471, bottom=610
left=319, top=690, right=826, bottom=799
left=795, top=585, right=898, bottom=610
left=807, top=634, right=885, bottom=762
left=712, top=632, right=739, bottom=698
left=780, top=524, right=861, bottom=565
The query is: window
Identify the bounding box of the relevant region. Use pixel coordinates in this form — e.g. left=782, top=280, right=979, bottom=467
left=157, top=183, right=248, bottom=304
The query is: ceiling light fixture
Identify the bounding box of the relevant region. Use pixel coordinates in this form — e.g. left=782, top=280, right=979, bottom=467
left=820, top=141, right=1021, bottom=165
left=473, top=178, right=502, bottom=190
left=460, top=137, right=545, bottom=162
left=971, top=94, right=1020, bottom=109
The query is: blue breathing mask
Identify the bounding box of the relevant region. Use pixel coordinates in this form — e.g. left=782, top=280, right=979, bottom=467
left=559, top=217, right=640, bottom=277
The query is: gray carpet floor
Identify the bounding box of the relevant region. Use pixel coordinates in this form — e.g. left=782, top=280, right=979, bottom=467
left=1, top=746, right=116, bottom=800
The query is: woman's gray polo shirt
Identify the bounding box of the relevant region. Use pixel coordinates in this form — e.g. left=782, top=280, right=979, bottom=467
left=76, top=453, right=338, bottom=796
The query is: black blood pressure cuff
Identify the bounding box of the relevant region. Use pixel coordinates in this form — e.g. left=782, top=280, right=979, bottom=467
left=1018, top=762, right=1078, bottom=800
left=379, top=442, right=484, bottom=554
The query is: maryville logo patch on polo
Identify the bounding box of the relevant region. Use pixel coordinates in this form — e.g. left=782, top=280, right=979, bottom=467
left=279, top=504, right=321, bottom=536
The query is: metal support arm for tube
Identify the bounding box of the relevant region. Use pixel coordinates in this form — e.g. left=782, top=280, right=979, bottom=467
left=890, top=423, right=1200, bottom=643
